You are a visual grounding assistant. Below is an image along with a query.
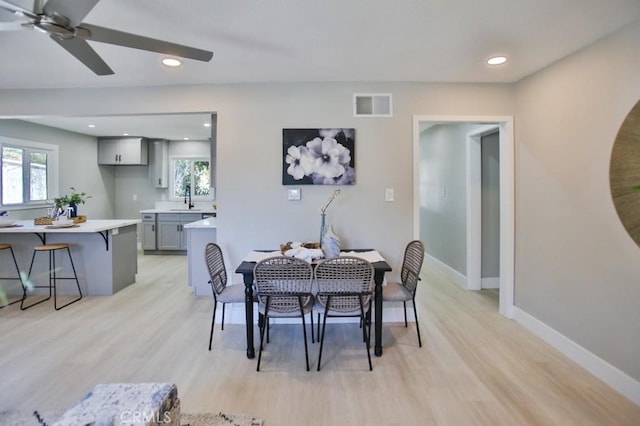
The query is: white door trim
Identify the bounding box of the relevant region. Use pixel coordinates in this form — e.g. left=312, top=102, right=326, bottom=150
left=413, top=115, right=515, bottom=318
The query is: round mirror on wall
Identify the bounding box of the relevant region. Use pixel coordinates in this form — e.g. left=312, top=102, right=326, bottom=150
left=610, top=99, right=640, bottom=247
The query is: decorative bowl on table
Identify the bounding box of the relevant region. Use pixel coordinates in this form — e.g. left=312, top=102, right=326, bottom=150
left=280, top=241, right=321, bottom=254
left=0, top=218, right=15, bottom=227
left=51, top=218, right=75, bottom=227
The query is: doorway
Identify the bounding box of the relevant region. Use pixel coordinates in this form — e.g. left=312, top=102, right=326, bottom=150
left=413, top=115, right=514, bottom=318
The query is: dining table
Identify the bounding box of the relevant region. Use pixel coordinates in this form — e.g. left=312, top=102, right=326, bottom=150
left=235, top=249, right=392, bottom=359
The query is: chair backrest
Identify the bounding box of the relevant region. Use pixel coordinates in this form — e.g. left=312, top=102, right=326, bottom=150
left=205, top=242, right=227, bottom=296
left=253, top=256, right=313, bottom=314
left=315, top=256, right=374, bottom=313
left=400, top=240, right=425, bottom=294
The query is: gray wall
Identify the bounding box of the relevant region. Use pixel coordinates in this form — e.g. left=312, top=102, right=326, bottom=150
left=113, top=139, right=211, bottom=220
left=514, top=21, right=640, bottom=381
left=0, top=119, right=114, bottom=220
left=419, top=123, right=473, bottom=275
left=0, top=81, right=514, bottom=285
left=481, top=131, right=500, bottom=279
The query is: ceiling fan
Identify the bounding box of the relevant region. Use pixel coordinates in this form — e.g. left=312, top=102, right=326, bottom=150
left=0, top=0, right=213, bottom=75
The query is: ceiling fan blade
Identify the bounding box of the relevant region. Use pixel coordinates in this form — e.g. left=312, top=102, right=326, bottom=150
left=0, top=0, right=38, bottom=20
left=43, top=0, right=100, bottom=27
left=50, top=35, right=114, bottom=75
left=80, top=23, right=213, bottom=62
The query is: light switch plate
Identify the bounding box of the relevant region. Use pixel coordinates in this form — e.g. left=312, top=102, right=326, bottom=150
left=385, top=188, right=394, bottom=202
left=288, top=188, right=301, bottom=201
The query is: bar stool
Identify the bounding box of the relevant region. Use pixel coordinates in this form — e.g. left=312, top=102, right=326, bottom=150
left=21, top=243, right=82, bottom=311
left=0, top=243, right=27, bottom=306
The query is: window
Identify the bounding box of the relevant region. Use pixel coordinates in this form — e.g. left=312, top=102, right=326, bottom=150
left=171, top=157, right=211, bottom=200
left=0, top=137, right=58, bottom=207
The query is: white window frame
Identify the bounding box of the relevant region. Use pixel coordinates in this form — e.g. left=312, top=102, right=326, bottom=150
left=169, top=155, right=213, bottom=202
left=0, top=136, right=59, bottom=210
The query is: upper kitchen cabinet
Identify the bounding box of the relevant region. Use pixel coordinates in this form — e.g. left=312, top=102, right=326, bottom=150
left=98, top=137, right=149, bottom=165
left=151, top=140, right=169, bottom=188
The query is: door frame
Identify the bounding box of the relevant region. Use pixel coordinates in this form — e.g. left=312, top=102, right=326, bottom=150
left=413, top=115, right=514, bottom=318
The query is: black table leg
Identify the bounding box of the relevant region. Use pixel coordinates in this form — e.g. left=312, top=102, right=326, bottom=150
left=242, top=272, right=255, bottom=359
left=374, top=269, right=384, bottom=356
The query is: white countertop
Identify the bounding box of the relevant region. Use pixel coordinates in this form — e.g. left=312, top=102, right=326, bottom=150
left=140, top=209, right=216, bottom=214
left=183, top=218, right=217, bottom=229
left=0, top=219, right=140, bottom=234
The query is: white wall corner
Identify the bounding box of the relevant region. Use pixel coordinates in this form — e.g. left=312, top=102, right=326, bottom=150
left=513, top=307, right=640, bottom=407
left=424, top=252, right=467, bottom=289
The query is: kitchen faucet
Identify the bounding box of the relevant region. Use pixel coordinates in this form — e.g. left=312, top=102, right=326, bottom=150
left=185, top=184, right=194, bottom=209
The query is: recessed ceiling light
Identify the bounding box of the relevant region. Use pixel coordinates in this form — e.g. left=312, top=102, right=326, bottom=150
left=487, top=56, right=508, bottom=65
left=123, top=133, right=129, bottom=136
left=162, top=58, right=182, bottom=67
left=183, top=137, right=189, bottom=140
left=203, top=123, right=211, bottom=127
left=88, top=124, right=95, bottom=128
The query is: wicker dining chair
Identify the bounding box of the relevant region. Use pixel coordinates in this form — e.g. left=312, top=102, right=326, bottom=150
left=205, top=242, right=246, bottom=351
left=382, top=240, right=425, bottom=347
left=253, top=256, right=314, bottom=371
left=314, top=256, right=375, bottom=371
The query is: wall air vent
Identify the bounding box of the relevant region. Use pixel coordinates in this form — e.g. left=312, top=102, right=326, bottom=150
left=353, top=93, right=392, bottom=117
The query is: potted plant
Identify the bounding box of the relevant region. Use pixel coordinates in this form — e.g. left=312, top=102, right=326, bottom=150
left=54, top=187, right=91, bottom=217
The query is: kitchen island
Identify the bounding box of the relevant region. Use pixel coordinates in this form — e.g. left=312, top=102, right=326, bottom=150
left=0, top=219, right=140, bottom=296
left=183, top=217, right=217, bottom=296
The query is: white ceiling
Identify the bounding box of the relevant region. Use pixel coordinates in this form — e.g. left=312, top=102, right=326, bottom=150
left=2, top=0, right=640, bottom=139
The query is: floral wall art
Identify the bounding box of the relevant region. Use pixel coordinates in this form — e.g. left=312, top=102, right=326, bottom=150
left=283, top=128, right=355, bottom=185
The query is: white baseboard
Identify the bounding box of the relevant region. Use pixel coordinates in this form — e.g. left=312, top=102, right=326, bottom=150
left=424, top=252, right=467, bottom=289
left=513, top=307, right=640, bottom=407
left=481, top=277, right=500, bottom=289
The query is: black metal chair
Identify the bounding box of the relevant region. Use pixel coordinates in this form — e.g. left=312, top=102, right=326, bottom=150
left=314, top=256, right=375, bottom=371
left=382, top=240, right=425, bottom=347
left=205, top=242, right=246, bottom=350
left=253, top=256, right=314, bottom=371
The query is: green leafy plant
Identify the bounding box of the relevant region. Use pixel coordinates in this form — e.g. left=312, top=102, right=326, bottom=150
left=54, top=187, right=91, bottom=207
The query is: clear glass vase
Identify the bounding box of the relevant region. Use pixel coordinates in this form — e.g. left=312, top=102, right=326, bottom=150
left=319, top=212, right=327, bottom=245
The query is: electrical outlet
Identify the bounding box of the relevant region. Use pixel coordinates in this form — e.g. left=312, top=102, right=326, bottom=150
left=132, top=194, right=137, bottom=201
left=385, top=188, right=394, bottom=202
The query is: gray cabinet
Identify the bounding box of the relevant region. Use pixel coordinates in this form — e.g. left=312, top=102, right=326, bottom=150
left=157, top=213, right=201, bottom=251
left=151, top=140, right=169, bottom=188
left=98, top=137, right=149, bottom=165
left=141, top=213, right=156, bottom=250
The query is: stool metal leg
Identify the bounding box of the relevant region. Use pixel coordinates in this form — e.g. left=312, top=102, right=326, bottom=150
left=54, top=247, right=82, bottom=310
left=21, top=250, right=52, bottom=310
left=0, top=246, right=27, bottom=307
left=21, top=246, right=82, bottom=311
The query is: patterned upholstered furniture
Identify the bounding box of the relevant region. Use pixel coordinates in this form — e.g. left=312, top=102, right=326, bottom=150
left=52, top=383, right=180, bottom=426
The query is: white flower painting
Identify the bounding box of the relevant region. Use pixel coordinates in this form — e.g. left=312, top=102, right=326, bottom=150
left=283, top=128, right=355, bottom=185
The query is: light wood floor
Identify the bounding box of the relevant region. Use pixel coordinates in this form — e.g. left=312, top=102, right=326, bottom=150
left=1, top=254, right=639, bottom=425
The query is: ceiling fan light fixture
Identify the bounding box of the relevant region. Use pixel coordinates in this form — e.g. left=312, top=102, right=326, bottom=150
left=487, top=56, right=508, bottom=66
left=162, top=57, right=182, bottom=67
